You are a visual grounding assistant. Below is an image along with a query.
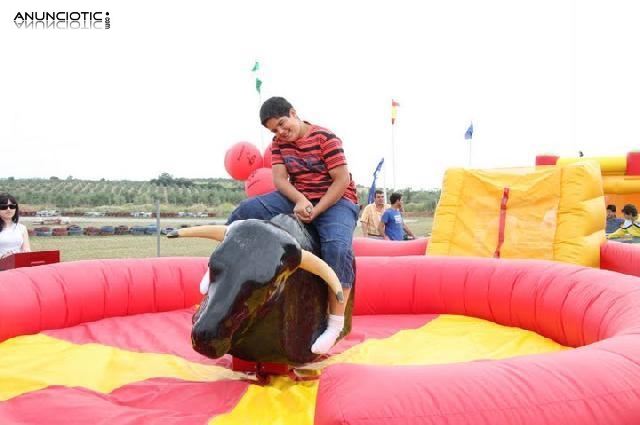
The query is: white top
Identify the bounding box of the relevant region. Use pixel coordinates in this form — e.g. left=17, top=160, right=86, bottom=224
left=0, top=222, right=26, bottom=257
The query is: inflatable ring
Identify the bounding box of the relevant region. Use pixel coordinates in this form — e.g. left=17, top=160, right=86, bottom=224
left=316, top=255, right=640, bottom=424
left=2, top=255, right=640, bottom=424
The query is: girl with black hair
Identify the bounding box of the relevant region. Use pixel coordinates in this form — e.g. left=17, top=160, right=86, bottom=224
left=0, top=193, right=31, bottom=258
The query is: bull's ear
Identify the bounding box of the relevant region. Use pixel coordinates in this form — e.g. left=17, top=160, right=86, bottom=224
left=299, top=250, right=345, bottom=303
left=166, top=225, right=227, bottom=241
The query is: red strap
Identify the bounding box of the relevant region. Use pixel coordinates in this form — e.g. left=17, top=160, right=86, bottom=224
left=494, top=187, right=510, bottom=258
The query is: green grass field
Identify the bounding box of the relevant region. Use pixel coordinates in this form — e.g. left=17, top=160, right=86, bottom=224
left=29, top=216, right=434, bottom=262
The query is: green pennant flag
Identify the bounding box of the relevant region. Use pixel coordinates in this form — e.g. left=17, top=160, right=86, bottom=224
left=255, top=77, right=262, bottom=94
left=251, top=61, right=260, bottom=72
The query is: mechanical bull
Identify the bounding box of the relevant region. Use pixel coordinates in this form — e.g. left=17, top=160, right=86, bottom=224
left=168, top=214, right=354, bottom=365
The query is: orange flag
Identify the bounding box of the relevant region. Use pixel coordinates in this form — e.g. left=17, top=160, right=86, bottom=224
left=391, top=99, right=400, bottom=125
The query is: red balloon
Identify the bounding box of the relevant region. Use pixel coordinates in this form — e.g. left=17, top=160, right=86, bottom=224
left=224, top=142, right=262, bottom=181
left=263, top=145, right=272, bottom=168
left=244, top=167, right=275, bottom=197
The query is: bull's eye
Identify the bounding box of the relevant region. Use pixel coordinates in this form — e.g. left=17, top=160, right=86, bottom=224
left=280, top=243, right=301, bottom=272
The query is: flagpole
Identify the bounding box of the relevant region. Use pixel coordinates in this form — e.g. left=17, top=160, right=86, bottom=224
left=258, top=90, right=263, bottom=151
left=252, top=60, right=264, bottom=151
left=383, top=162, right=387, bottom=204
left=465, top=121, right=473, bottom=168
left=390, top=99, right=399, bottom=190
left=391, top=122, right=396, bottom=190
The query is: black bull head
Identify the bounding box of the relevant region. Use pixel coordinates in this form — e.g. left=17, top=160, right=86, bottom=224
left=168, top=214, right=354, bottom=365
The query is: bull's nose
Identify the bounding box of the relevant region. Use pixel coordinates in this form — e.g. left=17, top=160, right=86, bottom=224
left=192, top=322, right=231, bottom=359
left=192, top=334, right=231, bottom=359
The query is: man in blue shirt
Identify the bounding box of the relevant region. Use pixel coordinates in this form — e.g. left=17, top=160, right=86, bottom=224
left=606, top=204, right=624, bottom=234
left=378, top=192, right=415, bottom=241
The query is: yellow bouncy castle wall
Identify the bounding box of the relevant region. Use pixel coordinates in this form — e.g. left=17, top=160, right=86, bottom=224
left=428, top=161, right=605, bottom=267
left=537, top=152, right=640, bottom=209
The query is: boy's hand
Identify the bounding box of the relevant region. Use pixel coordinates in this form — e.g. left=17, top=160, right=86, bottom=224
left=294, top=201, right=313, bottom=223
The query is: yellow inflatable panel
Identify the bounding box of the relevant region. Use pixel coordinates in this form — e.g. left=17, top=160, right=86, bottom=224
left=211, top=315, right=567, bottom=425
left=428, top=161, right=605, bottom=267
left=557, top=156, right=627, bottom=175
left=602, top=175, right=640, bottom=194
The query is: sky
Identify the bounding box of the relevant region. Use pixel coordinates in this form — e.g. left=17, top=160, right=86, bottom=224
left=1, top=0, right=640, bottom=190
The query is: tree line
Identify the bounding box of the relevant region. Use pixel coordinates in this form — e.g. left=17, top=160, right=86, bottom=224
left=1, top=174, right=441, bottom=216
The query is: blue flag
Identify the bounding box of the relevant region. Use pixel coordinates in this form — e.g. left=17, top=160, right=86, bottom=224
left=367, top=158, right=385, bottom=204
left=464, top=122, right=474, bottom=140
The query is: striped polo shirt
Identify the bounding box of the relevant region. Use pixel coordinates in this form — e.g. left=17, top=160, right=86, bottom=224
left=271, top=123, right=358, bottom=204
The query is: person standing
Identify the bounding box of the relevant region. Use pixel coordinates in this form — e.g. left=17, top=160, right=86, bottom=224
left=378, top=192, right=415, bottom=241
left=359, top=189, right=388, bottom=238
left=223, top=96, right=359, bottom=354
left=0, top=193, right=31, bottom=259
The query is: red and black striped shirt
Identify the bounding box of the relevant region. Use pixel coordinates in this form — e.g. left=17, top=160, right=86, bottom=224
left=271, top=123, right=358, bottom=204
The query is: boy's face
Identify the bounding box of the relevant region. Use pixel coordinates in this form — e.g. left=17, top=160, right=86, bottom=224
left=264, top=109, right=304, bottom=142
left=607, top=209, right=616, bottom=218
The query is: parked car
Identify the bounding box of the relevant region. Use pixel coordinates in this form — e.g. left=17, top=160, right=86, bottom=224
left=129, top=226, right=146, bottom=235
left=144, top=225, right=158, bottom=235
left=160, top=227, right=176, bottom=235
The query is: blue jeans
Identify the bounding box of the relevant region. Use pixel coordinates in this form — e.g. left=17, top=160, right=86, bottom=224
left=226, top=191, right=359, bottom=287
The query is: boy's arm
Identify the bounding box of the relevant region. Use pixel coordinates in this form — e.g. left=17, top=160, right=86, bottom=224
left=313, top=165, right=351, bottom=216
left=272, top=164, right=312, bottom=220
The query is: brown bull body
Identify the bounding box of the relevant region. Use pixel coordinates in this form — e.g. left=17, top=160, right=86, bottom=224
left=191, top=214, right=354, bottom=365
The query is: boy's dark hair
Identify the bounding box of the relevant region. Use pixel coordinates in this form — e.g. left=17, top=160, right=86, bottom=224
left=622, top=204, right=638, bottom=217
left=607, top=204, right=616, bottom=213
left=375, top=189, right=384, bottom=196
left=0, top=192, right=19, bottom=231
left=260, top=97, right=293, bottom=125
left=389, top=192, right=402, bottom=204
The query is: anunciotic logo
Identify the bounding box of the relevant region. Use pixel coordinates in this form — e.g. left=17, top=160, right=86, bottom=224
left=14, top=12, right=110, bottom=29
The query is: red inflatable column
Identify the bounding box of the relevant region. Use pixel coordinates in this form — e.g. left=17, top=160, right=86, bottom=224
left=535, top=154, right=559, bottom=166
left=626, top=151, right=640, bottom=176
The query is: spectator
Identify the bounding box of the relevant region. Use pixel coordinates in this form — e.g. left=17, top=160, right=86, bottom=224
left=378, top=192, right=415, bottom=241
left=606, top=204, right=624, bottom=234
left=0, top=193, right=31, bottom=259
left=359, top=189, right=388, bottom=238
left=607, top=203, right=640, bottom=239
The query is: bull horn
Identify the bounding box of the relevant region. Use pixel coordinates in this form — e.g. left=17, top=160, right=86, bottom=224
left=299, top=250, right=345, bottom=303
left=167, top=225, right=227, bottom=241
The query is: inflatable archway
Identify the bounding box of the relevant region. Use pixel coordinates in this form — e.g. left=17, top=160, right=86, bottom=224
left=537, top=151, right=640, bottom=208
left=2, top=256, right=640, bottom=424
